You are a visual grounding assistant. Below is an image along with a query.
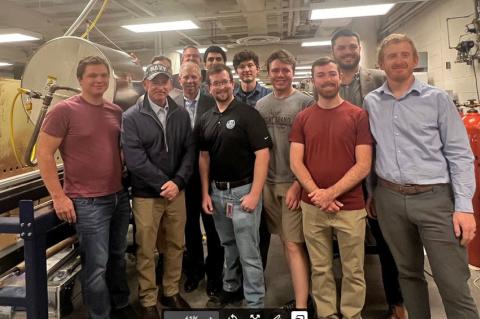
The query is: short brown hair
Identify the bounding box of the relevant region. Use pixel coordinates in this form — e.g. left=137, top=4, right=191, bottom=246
left=151, top=55, right=172, bottom=66
left=311, top=57, right=340, bottom=76
left=266, top=49, right=296, bottom=72
left=233, top=50, right=260, bottom=70
left=206, top=64, right=233, bottom=85
left=76, top=56, right=109, bottom=79
left=377, top=33, right=418, bottom=64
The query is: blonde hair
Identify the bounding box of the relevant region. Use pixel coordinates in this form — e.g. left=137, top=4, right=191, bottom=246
left=377, top=33, right=418, bottom=64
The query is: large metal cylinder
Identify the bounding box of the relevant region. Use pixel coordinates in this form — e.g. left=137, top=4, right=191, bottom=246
left=21, top=36, right=144, bottom=118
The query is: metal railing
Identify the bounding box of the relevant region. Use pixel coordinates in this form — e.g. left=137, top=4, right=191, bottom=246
left=0, top=200, right=60, bottom=319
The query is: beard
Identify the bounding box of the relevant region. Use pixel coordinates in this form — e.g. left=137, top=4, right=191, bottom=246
left=213, top=91, right=231, bottom=103
left=337, top=55, right=360, bottom=71
left=316, top=84, right=340, bottom=99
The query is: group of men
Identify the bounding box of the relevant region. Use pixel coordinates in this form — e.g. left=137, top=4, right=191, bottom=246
left=36, top=28, right=479, bottom=319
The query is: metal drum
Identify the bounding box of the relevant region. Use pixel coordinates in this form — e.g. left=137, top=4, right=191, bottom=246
left=21, top=36, right=144, bottom=118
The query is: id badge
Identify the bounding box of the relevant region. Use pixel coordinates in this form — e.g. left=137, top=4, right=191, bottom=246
left=226, top=201, right=234, bottom=218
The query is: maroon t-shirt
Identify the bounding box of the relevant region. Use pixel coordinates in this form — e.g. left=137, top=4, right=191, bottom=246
left=289, top=101, right=373, bottom=210
left=41, top=95, right=123, bottom=198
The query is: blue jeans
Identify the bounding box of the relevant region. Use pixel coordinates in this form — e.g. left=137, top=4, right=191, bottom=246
left=211, top=183, right=265, bottom=308
left=73, top=190, right=131, bottom=319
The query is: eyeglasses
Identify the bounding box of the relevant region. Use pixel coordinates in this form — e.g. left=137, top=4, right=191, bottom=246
left=210, top=80, right=230, bottom=88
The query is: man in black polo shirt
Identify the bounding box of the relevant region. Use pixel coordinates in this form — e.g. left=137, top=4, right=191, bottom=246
left=197, top=64, right=272, bottom=308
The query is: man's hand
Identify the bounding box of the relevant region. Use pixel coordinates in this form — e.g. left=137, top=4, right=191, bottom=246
left=325, top=200, right=344, bottom=213
left=366, top=196, right=376, bottom=219
left=453, top=212, right=477, bottom=246
left=160, top=181, right=179, bottom=201
left=53, top=195, right=76, bottom=223
left=241, top=192, right=260, bottom=213
left=202, top=194, right=214, bottom=215
left=308, top=188, right=336, bottom=210
left=285, top=182, right=301, bottom=210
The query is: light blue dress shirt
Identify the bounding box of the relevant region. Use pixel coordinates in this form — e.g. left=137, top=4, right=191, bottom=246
left=364, top=78, right=475, bottom=212
left=184, top=91, right=200, bottom=128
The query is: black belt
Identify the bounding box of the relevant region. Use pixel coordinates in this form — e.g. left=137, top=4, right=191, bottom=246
left=214, top=176, right=252, bottom=190
left=378, top=177, right=445, bottom=195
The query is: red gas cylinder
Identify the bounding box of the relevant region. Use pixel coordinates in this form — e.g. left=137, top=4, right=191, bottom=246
left=463, top=111, right=480, bottom=267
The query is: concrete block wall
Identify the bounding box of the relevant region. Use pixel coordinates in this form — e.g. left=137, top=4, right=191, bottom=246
left=391, top=0, right=479, bottom=102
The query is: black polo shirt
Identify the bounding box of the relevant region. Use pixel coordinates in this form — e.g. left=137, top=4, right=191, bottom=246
left=197, top=99, right=272, bottom=181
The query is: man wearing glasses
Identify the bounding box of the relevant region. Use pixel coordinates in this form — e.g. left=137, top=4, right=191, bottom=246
left=197, top=64, right=272, bottom=308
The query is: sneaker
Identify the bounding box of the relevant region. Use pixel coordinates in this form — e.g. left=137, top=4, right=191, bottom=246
left=206, top=288, right=243, bottom=308
left=281, top=296, right=315, bottom=310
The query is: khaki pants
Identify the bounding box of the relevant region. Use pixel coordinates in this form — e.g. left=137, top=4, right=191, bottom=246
left=133, top=193, right=186, bottom=307
left=302, top=201, right=366, bottom=319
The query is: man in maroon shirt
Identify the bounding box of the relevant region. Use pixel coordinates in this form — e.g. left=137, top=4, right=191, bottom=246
left=37, top=56, right=135, bottom=319
left=290, top=57, right=372, bottom=319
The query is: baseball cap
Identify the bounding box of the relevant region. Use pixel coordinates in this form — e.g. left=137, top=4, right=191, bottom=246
left=144, top=64, right=172, bottom=80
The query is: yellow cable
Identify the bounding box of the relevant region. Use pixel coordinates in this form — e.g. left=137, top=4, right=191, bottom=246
left=9, top=91, right=24, bottom=166
left=81, top=0, right=109, bottom=39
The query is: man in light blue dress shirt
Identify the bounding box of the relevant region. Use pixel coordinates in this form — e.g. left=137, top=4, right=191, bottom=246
left=364, top=33, right=479, bottom=319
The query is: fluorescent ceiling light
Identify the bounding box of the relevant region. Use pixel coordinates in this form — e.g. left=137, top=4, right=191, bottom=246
left=302, top=40, right=331, bottom=47
left=311, top=3, right=395, bottom=20
left=226, top=61, right=233, bottom=66
left=122, top=20, right=199, bottom=33
left=295, top=71, right=311, bottom=75
left=0, top=62, right=12, bottom=66
left=0, top=33, right=40, bottom=43
left=176, top=47, right=228, bottom=54
left=296, top=66, right=312, bottom=70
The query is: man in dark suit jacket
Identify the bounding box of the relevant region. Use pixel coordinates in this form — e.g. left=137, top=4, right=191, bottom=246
left=173, top=61, right=224, bottom=296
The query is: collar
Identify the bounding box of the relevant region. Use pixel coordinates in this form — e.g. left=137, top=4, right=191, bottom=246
left=235, top=82, right=261, bottom=96
left=375, top=76, right=424, bottom=97
left=184, top=90, right=201, bottom=103
left=213, top=98, right=238, bottom=114
left=148, top=95, right=169, bottom=114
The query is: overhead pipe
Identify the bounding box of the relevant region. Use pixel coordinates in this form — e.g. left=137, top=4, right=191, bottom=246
left=64, top=0, right=99, bottom=36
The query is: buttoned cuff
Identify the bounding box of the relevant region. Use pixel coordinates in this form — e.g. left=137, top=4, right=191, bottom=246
left=454, top=196, right=474, bottom=213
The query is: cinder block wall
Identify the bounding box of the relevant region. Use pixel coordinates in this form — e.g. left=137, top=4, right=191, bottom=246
left=392, top=0, right=478, bottom=102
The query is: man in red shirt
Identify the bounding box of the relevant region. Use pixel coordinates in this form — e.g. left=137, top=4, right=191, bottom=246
left=290, top=57, right=372, bottom=319
left=37, top=56, right=135, bottom=319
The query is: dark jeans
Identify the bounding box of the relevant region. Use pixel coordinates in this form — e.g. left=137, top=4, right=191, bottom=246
left=375, top=184, right=479, bottom=319
left=184, top=175, right=224, bottom=282
left=368, top=217, right=403, bottom=306
left=73, top=190, right=130, bottom=319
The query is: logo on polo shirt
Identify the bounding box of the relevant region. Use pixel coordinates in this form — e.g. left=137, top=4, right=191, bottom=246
left=226, top=120, right=236, bottom=129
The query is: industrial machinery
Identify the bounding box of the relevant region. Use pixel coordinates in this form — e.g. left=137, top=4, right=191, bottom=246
left=1, top=36, right=144, bottom=206
left=0, top=36, right=143, bottom=319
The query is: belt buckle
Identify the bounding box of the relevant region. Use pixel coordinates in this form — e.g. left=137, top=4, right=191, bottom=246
left=400, top=184, right=415, bottom=195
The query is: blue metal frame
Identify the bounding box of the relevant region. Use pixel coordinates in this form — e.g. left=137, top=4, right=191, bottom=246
left=0, top=199, right=60, bottom=319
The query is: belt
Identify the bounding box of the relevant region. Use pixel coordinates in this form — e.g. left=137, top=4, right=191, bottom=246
left=377, top=178, right=444, bottom=195
left=214, top=176, right=252, bottom=190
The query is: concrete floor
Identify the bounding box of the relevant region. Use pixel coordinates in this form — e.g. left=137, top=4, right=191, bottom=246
left=62, top=234, right=480, bottom=319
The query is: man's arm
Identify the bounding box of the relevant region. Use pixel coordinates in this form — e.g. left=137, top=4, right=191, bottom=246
left=37, top=131, right=76, bottom=223
left=121, top=114, right=170, bottom=193
left=290, top=142, right=343, bottom=212
left=290, top=142, right=319, bottom=193
left=162, top=116, right=196, bottom=200
left=309, top=144, right=372, bottom=208
left=241, top=148, right=269, bottom=212
left=199, top=151, right=213, bottom=214
left=438, top=93, right=477, bottom=246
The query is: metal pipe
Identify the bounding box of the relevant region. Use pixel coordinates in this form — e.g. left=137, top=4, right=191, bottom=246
left=64, top=0, right=99, bottom=36
left=24, top=86, right=80, bottom=167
